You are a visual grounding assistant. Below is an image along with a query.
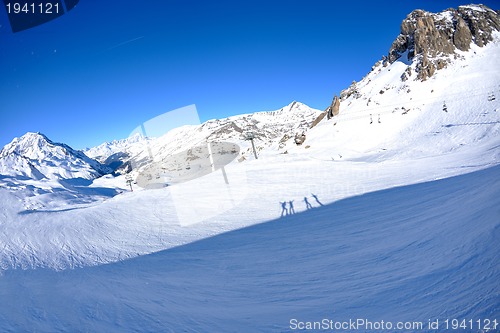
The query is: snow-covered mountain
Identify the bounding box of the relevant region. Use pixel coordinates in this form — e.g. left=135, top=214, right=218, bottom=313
left=0, top=132, right=111, bottom=180
left=296, top=4, right=500, bottom=163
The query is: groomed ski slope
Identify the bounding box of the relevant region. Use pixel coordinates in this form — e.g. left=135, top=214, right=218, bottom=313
left=0, top=165, right=498, bottom=332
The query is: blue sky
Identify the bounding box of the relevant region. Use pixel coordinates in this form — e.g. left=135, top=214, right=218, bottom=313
left=0, top=0, right=498, bottom=149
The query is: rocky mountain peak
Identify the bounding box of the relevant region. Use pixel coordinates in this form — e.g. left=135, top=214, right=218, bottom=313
left=388, top=4, right=499, bottom=80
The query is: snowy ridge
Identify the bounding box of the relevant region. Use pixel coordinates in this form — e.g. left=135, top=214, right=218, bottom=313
left=83, top=132, right=146, bottom=160
left=294, top=30, right=500, bottom=163
left=0, top=152, right=45, bottom=180
left=82, top=132, right=153, bottom=175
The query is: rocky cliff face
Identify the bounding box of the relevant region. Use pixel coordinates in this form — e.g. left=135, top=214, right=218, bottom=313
left=388, top=4, right=500, bottom=80
left=327, top=95, right=340, bottom=119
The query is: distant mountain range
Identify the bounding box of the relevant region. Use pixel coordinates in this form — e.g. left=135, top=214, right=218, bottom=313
left=83, top=101, right=322, bottom=177
left=0, top=101, right=322, bottom=183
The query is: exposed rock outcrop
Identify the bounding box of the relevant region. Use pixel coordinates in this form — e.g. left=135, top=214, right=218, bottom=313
left=340, top=81, right=361, bottom=101
left=454, top=17, right=473, bottom=51
left=327, top=95, right=340, bottom=119
left=310, top=95, right=340, bottom=127
left=294, top=132, right=306, bottom=145
left=388, top=4, right=500, bottom=80
left=310, top=112, right=327, bottom=129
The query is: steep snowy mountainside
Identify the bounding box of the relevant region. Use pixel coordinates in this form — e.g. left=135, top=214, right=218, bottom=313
left=0, top=152, right=45, bottom=180
left=295, top=7, right=500, bottom=163
left=0, top=132, right=111, bottom=180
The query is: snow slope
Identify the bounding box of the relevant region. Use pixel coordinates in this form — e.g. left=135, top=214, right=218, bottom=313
left=286, top=31, right=500, bottom=163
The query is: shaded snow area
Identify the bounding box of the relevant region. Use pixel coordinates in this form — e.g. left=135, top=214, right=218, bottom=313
left=0, top=166, right=498, bottom=332
left=0, top=21, right=499, bottom=333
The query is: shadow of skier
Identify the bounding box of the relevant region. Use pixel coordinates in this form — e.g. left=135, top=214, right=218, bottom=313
left=304, top=197, right=313, bottom=210
left=289, top=200, right=295, bottom=214
left=311, top=194, right=324, bottom=206
left=280, top=201, right=288, bottom=217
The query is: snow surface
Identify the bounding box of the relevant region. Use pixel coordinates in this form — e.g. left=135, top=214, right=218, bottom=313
left=459, top=5, right=490, bottom=13
left=0, top=165, right=498, bottom=332
left=0, top=25, right=499, bottom=333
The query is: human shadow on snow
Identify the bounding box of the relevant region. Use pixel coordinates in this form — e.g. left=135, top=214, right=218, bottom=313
left=280, top=194, right=323, bottom=216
